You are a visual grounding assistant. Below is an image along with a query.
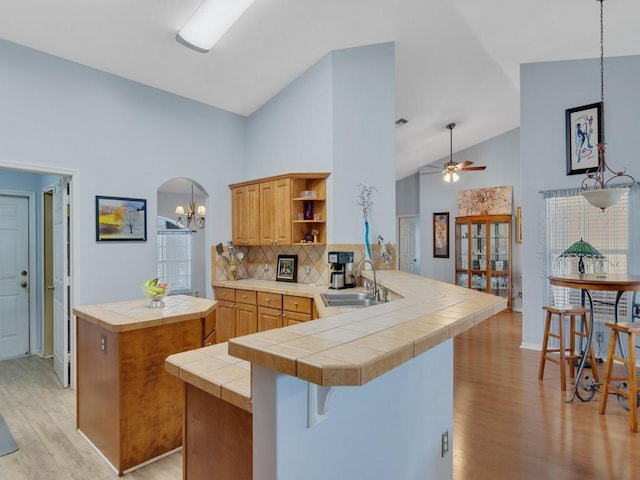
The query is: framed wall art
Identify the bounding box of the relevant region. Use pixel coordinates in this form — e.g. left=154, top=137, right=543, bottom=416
left=96, top=195, right=147, bottom=241
left=565, top=102, right=602, bottom=175
left=276, top=254, right=298, bottom=282
left=515, top=206, right=522, bottom=244
left=433, top=212, right=449, bottom=258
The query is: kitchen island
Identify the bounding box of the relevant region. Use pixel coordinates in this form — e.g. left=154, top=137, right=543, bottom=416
left=170, top=271, right=506, bottom=480
left=73, top=294, right=216, bottom=476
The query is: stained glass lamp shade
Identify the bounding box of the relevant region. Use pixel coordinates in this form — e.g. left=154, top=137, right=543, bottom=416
left=558, top=238, right=606, bottom=274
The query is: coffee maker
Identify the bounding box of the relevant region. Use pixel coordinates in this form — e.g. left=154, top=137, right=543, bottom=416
left=328, top=251, right=356, bottom=289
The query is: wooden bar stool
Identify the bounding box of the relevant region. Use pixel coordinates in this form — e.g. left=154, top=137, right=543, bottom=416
left=538, top=305, right=599, bottom=391
left=599, top=322, right=640, bottom=432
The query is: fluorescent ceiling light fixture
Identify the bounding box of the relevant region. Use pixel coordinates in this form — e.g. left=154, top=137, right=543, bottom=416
left=177, top=0, right=256, bottom=53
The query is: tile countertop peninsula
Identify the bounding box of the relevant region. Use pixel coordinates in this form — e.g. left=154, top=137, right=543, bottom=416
left=216, top=270, right=507, bottom=387
left=169, top=272, right=507, bottom=480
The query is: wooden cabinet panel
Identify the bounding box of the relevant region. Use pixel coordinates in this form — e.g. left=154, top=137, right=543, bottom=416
left=258, top=306, right=283, bottom=332
left=236, top=289, right=257, bottom=305
left=214, top=287, right=235, bottom=302
left=184, top=383, right=252, bottom=480
left=204, top=310, right=216, bottom=340
left=235, top=303, right=257, bottom=337
left=257, top=291, right=283, bottom=309
left=215, top=300, right=235, bottom=343
left=232, top=184, right=260, bottom=246
left=283, top=295, right=312, bottom=314
left=259, top=179, right=291, bottom=245
left=77, top=316, right=202, bottom=475
left=283, top=310, right=312, bottom=326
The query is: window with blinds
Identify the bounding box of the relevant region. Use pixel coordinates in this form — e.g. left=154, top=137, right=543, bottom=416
left=546, top=191, right=629, bottom=324
left=156, top=216, right=193, bottom=295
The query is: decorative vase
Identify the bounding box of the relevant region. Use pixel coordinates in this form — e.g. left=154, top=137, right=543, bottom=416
left=303, top=201, right=314, bottom=220
left=364, top=220, right=372, bottom=260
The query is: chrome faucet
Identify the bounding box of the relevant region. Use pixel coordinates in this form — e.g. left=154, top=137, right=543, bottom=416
left=357, top=259, right=378, bottom=301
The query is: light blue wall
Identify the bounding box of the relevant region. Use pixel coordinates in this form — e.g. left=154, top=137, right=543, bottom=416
left=417, top=128, right=521, bottom=298
left=253, top=340, right=454, bottom=479
left=0, top=39, right=247, bottom=305
left=246, top=55, right=334, bottom=178
left=246, top=42, right=396, bottom=245
left=396, top=173, right=420, bottom=216
left=520, top=54, right=640, bottom=349
left=331, top=43, right=396, bottom=245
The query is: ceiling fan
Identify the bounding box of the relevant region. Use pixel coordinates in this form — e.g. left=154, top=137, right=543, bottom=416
left=421, top=123, right=487, bottom=182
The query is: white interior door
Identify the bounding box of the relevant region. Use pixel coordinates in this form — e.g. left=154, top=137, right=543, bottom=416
left=399, top=216, right=420, bottom=274
left=0, top=195, right=30, bottom=360
left=53, top=179, right=70, bottom=387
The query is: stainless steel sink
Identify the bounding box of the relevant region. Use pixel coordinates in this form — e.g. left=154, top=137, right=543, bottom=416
left=321, top=292, right=381, bottom=308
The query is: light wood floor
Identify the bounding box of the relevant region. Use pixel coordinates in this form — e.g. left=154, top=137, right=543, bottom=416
left=455, top=310, right=640, bottom=479
left=1, top=311, right=638, bottom=479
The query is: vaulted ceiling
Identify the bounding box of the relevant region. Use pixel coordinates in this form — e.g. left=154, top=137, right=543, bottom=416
left=1, top=0, right=639, bottom=179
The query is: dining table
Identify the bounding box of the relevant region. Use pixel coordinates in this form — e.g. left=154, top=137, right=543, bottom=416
left=548, top=273, right=640, bottom=402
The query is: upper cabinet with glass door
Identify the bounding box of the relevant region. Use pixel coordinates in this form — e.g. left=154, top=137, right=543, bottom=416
left=455, top=215, right=512, bottom=308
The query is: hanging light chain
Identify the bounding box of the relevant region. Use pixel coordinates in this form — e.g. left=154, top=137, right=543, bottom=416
left=599, top=0, right=605, bottom=140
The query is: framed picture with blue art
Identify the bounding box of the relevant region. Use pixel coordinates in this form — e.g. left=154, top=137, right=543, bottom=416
left=96, top=195, right=147, bottom=241
left=565, top=102, right=602, bottom=175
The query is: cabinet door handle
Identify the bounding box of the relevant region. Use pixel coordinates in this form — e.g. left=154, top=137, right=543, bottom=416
left=266, top=298, right=270, bottom=302
left=293, top=301, right=298, bottom=307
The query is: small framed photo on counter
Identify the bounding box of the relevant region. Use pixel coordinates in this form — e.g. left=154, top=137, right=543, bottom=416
left=276, top=254, right=298, bottom=282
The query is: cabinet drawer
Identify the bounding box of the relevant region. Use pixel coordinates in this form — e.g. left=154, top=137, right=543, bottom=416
left=214, top=287, right=235, bottom=302
left=236, top=289, right=257, bottom=305
left=283, top=295, right=312, bottom=314
left=283, top=311, right=312, bottom=326
left=257, top=291, right=283, bottom=309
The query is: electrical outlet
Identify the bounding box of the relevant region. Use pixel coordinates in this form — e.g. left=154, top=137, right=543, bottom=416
left=264, top=263, right=270, bottom=272
left=100, top=334, right=107, bottom=354
left=441, top=430, right=449, bottom=457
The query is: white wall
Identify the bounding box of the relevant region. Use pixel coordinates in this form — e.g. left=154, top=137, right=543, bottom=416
left=247, top=43, right=396, bottom=245
left=520, top=54, right=640, bottom=349
left=253, top=340, right=454, bottom=480
left=0, top=39, right=246, bottom=305
left=417, top=128, right=521, bottom=296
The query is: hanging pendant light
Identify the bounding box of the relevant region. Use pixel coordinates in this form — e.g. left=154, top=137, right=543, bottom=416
left=580, top=0, right=635, bottom=211
left=442, top=123, right=460, bottom=183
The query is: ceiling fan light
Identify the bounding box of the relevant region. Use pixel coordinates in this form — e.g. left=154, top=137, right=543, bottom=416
left=452, top=172, right=460, bottom=182
left=443, top=173, right=452, bottom=183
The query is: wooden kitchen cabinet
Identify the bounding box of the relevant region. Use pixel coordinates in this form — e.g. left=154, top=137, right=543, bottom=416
left=283, top=295, right=313, bottom=325
left=215, top=288, right=316, bottom=337
left=259, top=178, right=292, bottom=245
left=455, top=214, right=512, bottom=308
left=213, top=287, right=257, bottom=341
left=231, top=183, right=260, bottom=246
left=230, top=172, right=329, bottom=247
left=257, top=291, right=283, bottom=331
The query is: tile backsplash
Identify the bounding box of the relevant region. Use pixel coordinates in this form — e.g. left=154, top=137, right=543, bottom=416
left=212, top=242, right=396, bottom=285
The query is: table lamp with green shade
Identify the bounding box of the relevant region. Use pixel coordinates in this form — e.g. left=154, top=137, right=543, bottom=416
left=558, top=238, right=606, bottom=274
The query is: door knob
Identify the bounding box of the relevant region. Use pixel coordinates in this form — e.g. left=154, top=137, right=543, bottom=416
left=21, top=282, right=28, bottom=288
left=22, top=270, right=28, bottom=276
left=47, top=285, right=55, bottom=290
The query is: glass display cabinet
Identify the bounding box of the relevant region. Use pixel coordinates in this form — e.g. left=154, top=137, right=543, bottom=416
left=455, top=214, right=512, bottom=308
